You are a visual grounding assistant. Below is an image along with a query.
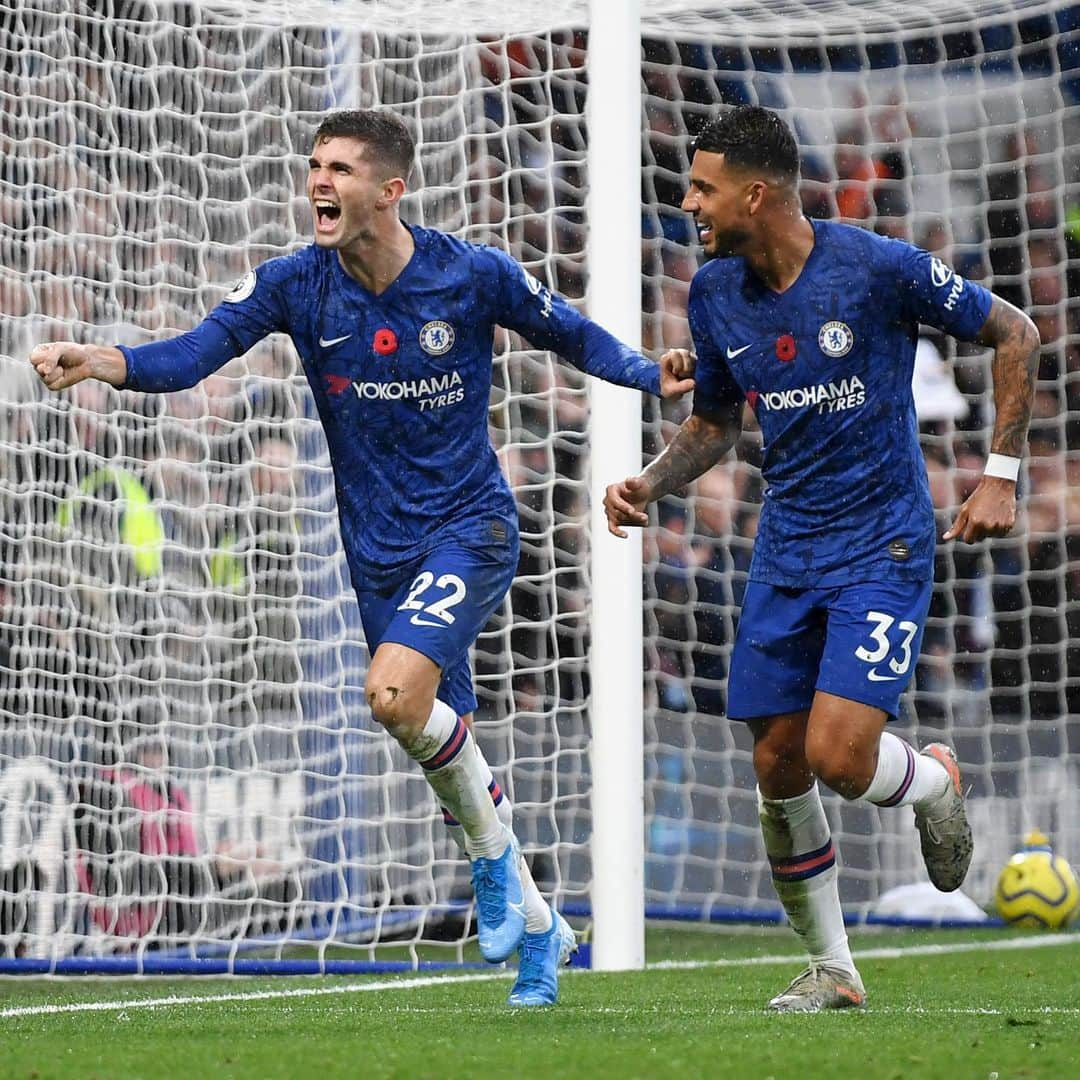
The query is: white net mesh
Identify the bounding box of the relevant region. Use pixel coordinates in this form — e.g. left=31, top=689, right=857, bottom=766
left=2, top=3, right=597, bottom=965
left=636, top=3, right=1080, bottom=914
left=0, top=0, right=1078, bottom=965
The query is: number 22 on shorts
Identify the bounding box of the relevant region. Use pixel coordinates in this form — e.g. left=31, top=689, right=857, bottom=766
left=397, top=571, right=467, bottom=628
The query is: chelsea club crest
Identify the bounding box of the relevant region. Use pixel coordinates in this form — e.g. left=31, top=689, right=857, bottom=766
left=419, top=320, right=455, bottom=356
left=818, top=320, right=854, bottom=358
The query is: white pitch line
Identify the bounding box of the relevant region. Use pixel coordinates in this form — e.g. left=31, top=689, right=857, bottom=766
left=2, top=933, right=1077, bottom=1021
left=651, top=930, right=1080, bottom=971
left=0, top=972, right=513, bottom=1019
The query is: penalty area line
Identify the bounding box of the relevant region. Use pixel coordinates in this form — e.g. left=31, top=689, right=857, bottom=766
left=3, top=932, right=1077, bottom=1020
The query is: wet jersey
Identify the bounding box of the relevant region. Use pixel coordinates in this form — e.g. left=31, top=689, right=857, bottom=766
left=120, top=225, right=660, bottom=589
left=690, top=219, right=992, bottom=587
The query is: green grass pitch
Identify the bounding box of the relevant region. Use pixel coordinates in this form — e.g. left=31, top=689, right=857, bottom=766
left=1, top=925, right=1077, bottom=1079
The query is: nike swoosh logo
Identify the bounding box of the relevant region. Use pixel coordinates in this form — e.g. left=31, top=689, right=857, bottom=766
left=867, top=670, right=903, bottom=682
left=319, top=334, right=352, bottom=348
left=409, top=614, right=447, bottom=629
left=726, top=344, right=752, bottom=359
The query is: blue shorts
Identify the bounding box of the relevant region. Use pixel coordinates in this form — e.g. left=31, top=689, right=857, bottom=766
left=727, top=578, right=933, bottom=721
left=355, top=539, right=517, bottom=717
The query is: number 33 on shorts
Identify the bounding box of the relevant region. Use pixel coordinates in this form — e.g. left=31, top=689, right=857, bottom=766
left=856, top=610, right=921, bottom=682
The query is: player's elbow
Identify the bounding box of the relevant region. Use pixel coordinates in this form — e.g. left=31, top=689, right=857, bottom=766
left=978, top=297, right=1040, bottom=357
left=1020, top=313, right=1041, bottom=355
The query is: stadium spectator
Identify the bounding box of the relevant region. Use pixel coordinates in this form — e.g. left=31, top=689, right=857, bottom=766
left=643, top=250, right=696, bottom=356
left=912, top=335, right=969, bottom=426
left=1028, top=236, right=1066, bottom=365
left=230, top=433, right=304, bottom=764
left=832, top=123, right=878, bottom=222
left=604, top=105, right=1038, bottom=1012
left=985, top=130, right=1038, bottom=311
left=868, top=92, right=912, bottom=236
left=75, top=718, right=206, bottom=942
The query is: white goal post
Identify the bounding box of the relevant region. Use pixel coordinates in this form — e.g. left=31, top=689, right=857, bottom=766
left=0, top=0, right=1076, bottom=973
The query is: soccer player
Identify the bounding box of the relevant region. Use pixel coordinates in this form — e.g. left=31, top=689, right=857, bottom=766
left=604, top=106, right=1038, bottom=1012
left=30, top=108, right=694, bottom=1007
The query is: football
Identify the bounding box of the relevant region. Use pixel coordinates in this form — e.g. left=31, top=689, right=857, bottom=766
left=994, top=831, right=1080, bottom=929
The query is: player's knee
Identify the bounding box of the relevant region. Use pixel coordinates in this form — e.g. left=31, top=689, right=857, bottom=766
left=366, top=679, right=423, bottom=739
left=752, top=738, right=808, bottom=790
left=805, top=743, right=871, bottom=800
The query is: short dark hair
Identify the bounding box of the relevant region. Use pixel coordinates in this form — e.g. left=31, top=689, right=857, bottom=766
left=312, top=109, right=415, bottom=180
left=693, top=106, right=800, bottom=183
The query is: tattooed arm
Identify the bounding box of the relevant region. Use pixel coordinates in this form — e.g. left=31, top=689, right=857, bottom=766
left=979, top=295, right=1040, bottom=459
left=603, top=401, right=744, bottom=538
left=943, top=295, right=1040, bottom=543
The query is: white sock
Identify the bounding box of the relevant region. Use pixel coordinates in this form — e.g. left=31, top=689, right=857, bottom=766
left=860, top=732, right=950, bottom=808
left=403, top=700, right=505, bottom=859
left=441, top=741, right=552, bottom=935
left=519, top=861, right=553, bottom=934
left=442, top=742, right=513, bottom=850
left=758, top=785, right=854, bottom=972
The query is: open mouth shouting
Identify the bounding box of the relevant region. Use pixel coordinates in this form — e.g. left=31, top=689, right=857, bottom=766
left=314, top=199, right=342, bottom=234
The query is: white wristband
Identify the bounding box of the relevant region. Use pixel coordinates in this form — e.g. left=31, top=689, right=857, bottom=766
left=984, top=453, right=1021, bottom=482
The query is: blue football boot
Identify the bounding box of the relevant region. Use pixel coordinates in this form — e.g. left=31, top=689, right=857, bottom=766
left=507, top=908, right=577, bottom=1007
left=470, top=827, right=527, bottom=963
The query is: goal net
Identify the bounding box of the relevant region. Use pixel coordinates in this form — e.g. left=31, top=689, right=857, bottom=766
left=0, top=0, right=1076, bottom=969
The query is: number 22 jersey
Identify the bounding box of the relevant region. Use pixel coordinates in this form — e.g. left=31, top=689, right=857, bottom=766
left=121, top=225, right=660, bottom=591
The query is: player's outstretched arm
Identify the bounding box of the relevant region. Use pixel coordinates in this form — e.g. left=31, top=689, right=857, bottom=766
left=944, top=295, right=1039, bottom=544
left=604, top=401, right=742, bottom=538
left=33, top=316, right=251, bottom=396
left=485, top=248, right=694, bottom=400
left=29, top=343, right=127, bottom=393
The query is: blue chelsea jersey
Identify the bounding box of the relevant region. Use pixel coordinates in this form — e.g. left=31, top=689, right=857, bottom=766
left=690, top=220, right=993, bottom=588
left=169, top=226, right=659, bottom=589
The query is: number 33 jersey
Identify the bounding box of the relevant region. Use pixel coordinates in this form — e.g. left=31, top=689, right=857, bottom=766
left=689, top=219, right=993, bottom=588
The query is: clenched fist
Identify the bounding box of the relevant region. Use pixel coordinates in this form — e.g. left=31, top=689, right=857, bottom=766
left=29, top=343, right=127, bottom=391
left=658, top=348, right=695, bottom=400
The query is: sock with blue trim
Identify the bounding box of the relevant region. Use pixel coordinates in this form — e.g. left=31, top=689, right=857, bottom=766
left=861, top=732, right=950, bottom=809
left=759, top=784, right=853, bottom=971
left=404, top=699, right=505, bottom=860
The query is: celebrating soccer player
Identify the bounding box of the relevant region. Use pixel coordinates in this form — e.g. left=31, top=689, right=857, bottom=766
left=29, top=108, right=694, bottom=1008
left=604, top=105, right=1038, bottom=1012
